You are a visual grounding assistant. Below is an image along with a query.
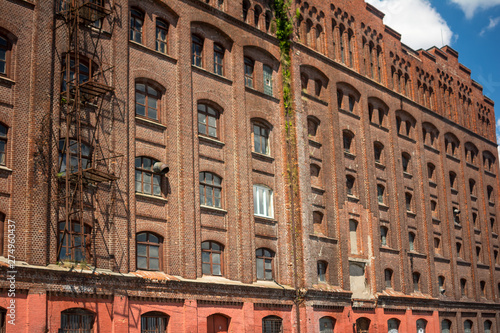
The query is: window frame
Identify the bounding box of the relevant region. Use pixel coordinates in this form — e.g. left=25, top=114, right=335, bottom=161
left=201, top=240, right=224, bottom=276
left=155, top=19, right=169, bottom=54
left=263, top=64, right=273, bottom=96
left=197, top=103, right=220, bottom=139
left=135, top=82, right=160, bottom=121
left=130, top=8, right=144, bottom=44
left=252, top=122, right=270, bottom=155
left=256, top=248, right=275, bottom=281
left=60, top=308, right=95, bottom=333
left=213, top=43, right=224, bottom=76
left=412, top=272, right=421, bottom=292
left=253, top=184, right=274, bottom=218
left=57, top=221, right=92, bottom=262
left=262, top=316, right=283, bottom=333
left=58, top=138, right=92, bottom=175
left=0, top=33, right=10, bottom=77
left=199, top=171, right=222, bottom=208
left=135, top=156, right=162, bottom=197
left=141, top=311, right=169, bottom=333
left=384, top=268, right=393, bottom=289
left=244, top=57, right=254, bottom=88
left=317, top=260, right=327, bottom=283
left=136, top=232, right=163, bottom=271
left=0, top=123, right=7, bottom=166
left=192, top=34, right=204, bottom=67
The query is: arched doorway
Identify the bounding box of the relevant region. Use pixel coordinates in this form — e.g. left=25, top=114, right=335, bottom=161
left=356, top=317, right=370, bottom=333
left=207, top=314, right=229, bottom=333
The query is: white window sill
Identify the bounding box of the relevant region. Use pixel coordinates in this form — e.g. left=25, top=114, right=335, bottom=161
left=135, top=192, right=168, bottom=202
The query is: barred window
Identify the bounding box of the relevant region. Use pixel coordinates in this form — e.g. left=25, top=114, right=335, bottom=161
left=262, top=316, right=283, bottom=333
left=58, top=139, right=92, bottom=175
left=60, top=309, right=95, bottom=333
left=141, top=311, right=168, bottom=333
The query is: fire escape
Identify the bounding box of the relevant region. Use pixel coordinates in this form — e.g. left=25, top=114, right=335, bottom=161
left=56, top=0, right=117, bottom=266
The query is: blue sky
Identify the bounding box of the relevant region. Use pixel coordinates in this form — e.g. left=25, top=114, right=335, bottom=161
left=365, top=0, right=500, bottom=144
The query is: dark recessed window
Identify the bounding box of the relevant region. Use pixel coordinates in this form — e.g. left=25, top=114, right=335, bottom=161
left=380, top=226, right=388, bottom=246
left=201, top=241, right=223, bottom=276
left=213, top=44, right=224, bottom=76
left=317, top=261, right=327, bottom=283
left=256, top=248, right=275, bottom=280
left=58, top=139, right=92, bottom=175
left=0, top=34, right=10, bottom=75
left=137, top=232, right=162, bottom=271
left=141, top=311, right=169, bottom=333
left=384, top=269, right=393, bottom=289
left=412, top=272, right=420, bottom=292
left=156, top=20, right=168, bottom=54
left=60, top=309, right=95, bottom=333
left=192, top=35, right=204, bottom=67
left=130, top=9, right=144, bottom=43
left=244, top=57, right=254, bottom=88
left=0, top=124, right=7, bottom=166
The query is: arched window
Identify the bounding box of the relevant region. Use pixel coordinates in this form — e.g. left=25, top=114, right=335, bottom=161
left=135, top=82, right=160, bottom=120
left=135, top=157, right=162, bottom=196
left=262, top=315, right=282, bottom=333
left=469, top=179, right=476, bottom=196
left=377, top=184, right=385, bottom=204
left=253, top=184, right=273, bottom=218
left=431, top=200, right=438, bottom=218
left=487, top=186, right=494, bottom=202
left=130, top=8, right=144, bottom=43
left=316, top=25, right=323, bottom=53
left=254, top=5, right=262, bottom=28
left=460, top=278, right=467, bottom=297
left=343, top=130, right=354, bottom=154
left=265, top=11, right=272, bottom=31
left=256, top=248, right=275, bottom=280
left=338, top=24, right=345, bottom=64
left=412, top=272, right=421, bottom=292
left=405, top=193, right=413, bottom=212
left=192, top=35, right=204, bottom=67
left=380, top=226, right=388, bottom=246
left=434, top=237, right=441, bottom=255
left=441, top=319, right=451, bottom=333
left=427, top=163, right=436, bottom=182
left=60, top=308, right=95, bottom=333
left=207, top=314, right=229, bottom=332
left=199, top=172, right=222, bottom=208
left=156, top=19, right=169, bottom=54
left=402, top=152, right=411, bottom=173
left=356, top=317, right=370, bottom=333
left=307, top=116, right=320, bottom=139
left=374, top=142, right=383, bottom=164
left=310, top=164, right=321, bottom=186
left=213, top=43, right=224, bottom=76
left=141, top=311, right=169, bottom=333
left=456, top=242, right=463, bottom=258
left=484, top=320, right=492, bottom=333
left=449, top=172, right=457, bottom=189
left=244, top=57, right=254, bottom=88
left=416, top=319, right=427, bottom=333
left=317, top=261, right=327, bottom=283
left=438, top=275, right=445, bottom=294
left=349, top=219, right=360, bottom=254
left=347, top=29, right=354, bottom=68
left=319, top=316, right=335, bottom=333
left=201, top=241, right=223, bottom=276
left=0, top=33, right=11, bottom=76
left=137, top=232, right=162, bottom=271
left=409, top=232, right=416, bottom=251
left=198, top=103, right=221, bottom=139
left=242, top=0, right=250, bottom=22
left=384, top=269, right=393, bottom=289
left=0, top=123, right=7, bottom=166
left=346, top=175, right=355, bottom=197
left=58, top=139, right=92, bottom=175
left=464, top=320, right=472, bottom=333
left=388, top=318, right=400, bottom=333
left=476, top=246, right=482, bottom=262
left=480, top=280, right=486, bottom=297
left=252, top=122, right=270, bottom=155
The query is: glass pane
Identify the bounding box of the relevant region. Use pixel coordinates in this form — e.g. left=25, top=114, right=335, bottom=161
left=208, top=115, right=216, bottom=127
left=200, top=185, right=205, bottom=205
left=147, top=86, right=157, bottom=96
left=148, top=96, right=157, bottom=109
left=202, top=263, right=211, bottom=275
left=205, top=172, right=212, bottom=183
left=213, top=264, right=221, bottom=275
left=136, top=91, right=145, bottom=104
left=206, top=190, right=213, bottom=206
left=265, top=259, right=272, bottom=269
left=265, top=270, right=272, bottom=280
left=198, top=112, right=206, bottom=123
left=201, top=242, right=209, bottom=250
left=149, top=258, right=159, bottom=270
left=198, top=123, right=206, bottom=135
left=214, top=176, right=221, bottom=186
left=253, top=186, right=258, bottom=215
left=135, top=170, right=142, bottom=181
left=212, top=243, right=221, bottom=251
left=153, top=184, right=161, bottom=196
left=257, top=259, right=264, bottom=279
left=137, top=233, right=147, bottom=242
left=208, top=126, right=217, bottom=138
left=212, top=253, right=220, bottom=264
left=198, top=104, right=206, bottom=112
left=137, top=244, right=147, bottom=256
left=137, top=256, right=147, bottom=269
left=135, top=104, right=145, bottom=116
left=148, top=108, right=157, bottom=120
left=150, top=245, right=159, bottom=258
left=135, top=181, right=142, bottom=192
left=144, top=172, right=151, bottom=184
left=202, top=251, right=210, bottom=263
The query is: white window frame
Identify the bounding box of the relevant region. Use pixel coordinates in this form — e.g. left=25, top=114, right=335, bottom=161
left=253, top=184, right=273, bottom=218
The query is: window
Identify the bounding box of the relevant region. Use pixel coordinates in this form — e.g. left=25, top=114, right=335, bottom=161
left=469, top=179, right=476, bottom=196
left=319, top=317, right=335, bottom=333
left=374, top=142, right=383, bottom=164
left=130, top=9, right=144, bottom=43
left=460, top=278, right=467, bottom=297
left=135, top=83, right=160, bottom=120
left=0, top=307, right=4, bottom=333
left=431, top=200, right=438, bottom=218
left=336, top=89, right=343, bottom=109
left=0, top=213, right=4, bottom=256
left=262, top=316, right=282, bottom=333
left=197, top=104, right=220, bottom=139
left=0, top=34, right=9, bottom=75
left=192, top=35, right=203, bottom=67
left=137, top=232, right=162, bottom=271
left=487, top=186, right=494, bottom=202
left=201, top=241, right=223, bottom=276
left=314, top=79, right=322, bottom=97
left=141, top=311, right=169, bottom=333
left=207, top=314, right=228, bottom=333
left=0, top=124, right=7, bottom=166
left=456, top=242, right=462, bottom=258
left=135, top=157, right=161, bottom=196
left=384, top=269, right=393, bottom=289
left=254, top=5, right=262, bottom=27
left=349, top=219, right=359, bottom=254
left=348, top=95, right=355, bottom=112
left=317, top=261, right=327, bottom=283
left=427, top=163, right=435, bottom=182
left=402, top=153, right=410, bottom=173
left=464, top=320, right=472, bottom=333
left=343, top=131, right=354, bottom=154
left=242, top=0, right=250, bottom=22
left=479, top=280, right=487, bottom=298
left=409, top=232, right=416, bottom=251
left=58, top=139, right=92, bottom=175
left=377, top=185, right=385, bottom=204
left=438, top=275, right=445, bottom=294
left=494, top=250, right=499, bottom=265
left=476, top=246, right=482, bottom=262
left=58, top=221, right=91, bottom=262
left=155, top=20, right=168, bottom=54
left=60, top=309, right=95, bottom=333
left=412, top=272, right=421, bottom=292
left=310, top=164, right=321, bottom=185
left=213, top=44, right=224, bottom=76
left=441, top=319, right=451, bottom=333
left=263, top=65, right=273, bottom=96
left=449, top=172, right=457, bottom=189
left=256, top=248, right=275, bottom=280
left=61, top=57, right=90, bottom=92
left=253, top=123, right=270, bottom=155
left=405, top=193, right=413, bottom=212
left=253, top=185, right=273, bottom=218
left=346, top=175, right=355, bottom=197
left=388, top=319, right=400, bottom=333
left=244, top=57, right=254, bottom=88
left=416, top=319, right=427, bottom=333
left=434, top=237, right=441, bottom=255
left=307, top=117, right=319, bottom=138
left=313, top=211, right=324, bottom=234
left=484, top=320, right=492, bottom=333
left=199, top=172, right=222, bottom=208
left=380, top=226, right=388, bottom=246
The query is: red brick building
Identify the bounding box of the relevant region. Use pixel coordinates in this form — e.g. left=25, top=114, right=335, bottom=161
left=0, top=0, right=499, bottom=332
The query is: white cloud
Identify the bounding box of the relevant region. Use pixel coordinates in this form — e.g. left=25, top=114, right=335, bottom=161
left=480, top=16, right=500, bottom=35
left=449, top=0, right=500, bottom=19
left=365, top=0, right=454, bottom=50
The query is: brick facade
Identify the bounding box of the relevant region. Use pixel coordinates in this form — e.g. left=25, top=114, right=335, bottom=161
left=0, top=0, right=499, bottom=332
